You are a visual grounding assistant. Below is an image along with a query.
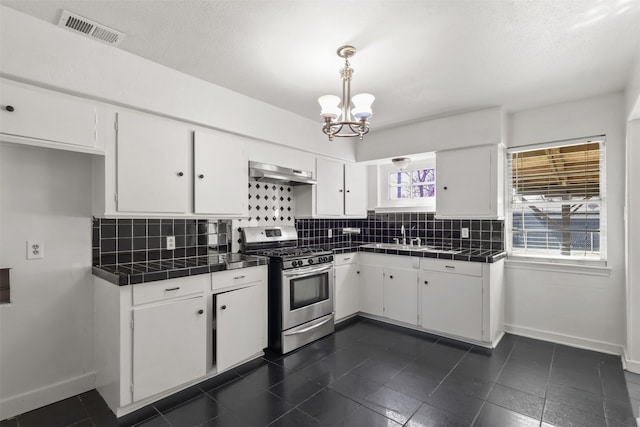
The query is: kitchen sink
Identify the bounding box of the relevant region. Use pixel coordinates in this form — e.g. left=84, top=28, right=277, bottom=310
left=360, top=243, right=462, bottom=254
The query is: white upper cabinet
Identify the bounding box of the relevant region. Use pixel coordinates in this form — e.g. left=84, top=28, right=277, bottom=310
left=316, top=158, right=344, bottom=216
left=193, top=130, right=247, bottom=217
left=436, top=144, right=504, bottom=219
left=297, top=158, right=368, bottom=218
left=0, top=79, right=102, bottom=153
left=117, top=111, right=191, bottom=214
left=344, top=163, right=367, bottom=216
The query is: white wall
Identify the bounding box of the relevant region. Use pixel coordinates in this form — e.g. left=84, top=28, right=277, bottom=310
left=504, top=92, right=627, bottom=354
left=0, top=144, right=95, bottom=419
left=356, top=107, right=503, bottom=161
left=625, top=40, right=640, bottom=120
left=0, top=6, right=355, bottom=162
left=626, top=118, right=640, bottom=372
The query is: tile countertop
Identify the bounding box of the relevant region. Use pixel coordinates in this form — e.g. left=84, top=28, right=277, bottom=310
left=92, top=254, right=269, bottom=286
left=333, top=244, right=506, bottom=263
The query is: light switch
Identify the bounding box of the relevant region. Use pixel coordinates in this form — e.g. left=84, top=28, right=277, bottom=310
left=328, top=229, right=332, bottom=238
left=461, top=228, right=469, bottom=239
left=27, top=240, right=44, bottom=259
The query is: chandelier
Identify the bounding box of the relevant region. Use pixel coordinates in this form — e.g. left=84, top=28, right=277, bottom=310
left=318, top=45, right=375, bottom=141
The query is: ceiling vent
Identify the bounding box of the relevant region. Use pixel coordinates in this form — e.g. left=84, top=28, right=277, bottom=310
left=58, top=10, right=126, bottom=46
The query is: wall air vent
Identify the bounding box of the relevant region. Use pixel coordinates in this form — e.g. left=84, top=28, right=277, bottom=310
left=57, top=10, right=126, bottom=46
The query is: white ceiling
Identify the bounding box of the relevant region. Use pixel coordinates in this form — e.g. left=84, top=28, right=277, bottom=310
left=1, top=0, right=639, bottom=129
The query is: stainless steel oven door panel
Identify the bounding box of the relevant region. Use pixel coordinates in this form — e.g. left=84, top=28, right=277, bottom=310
left=281, top=313, right=335, bottom=354
left=282, top=264, right=334, bottom=330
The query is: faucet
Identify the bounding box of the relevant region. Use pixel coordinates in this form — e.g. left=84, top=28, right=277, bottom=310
left=401, top=224, right=406, bottom=245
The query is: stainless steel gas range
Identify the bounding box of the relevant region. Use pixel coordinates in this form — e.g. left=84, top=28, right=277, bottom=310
left=242, top=226, right=334, bottom=354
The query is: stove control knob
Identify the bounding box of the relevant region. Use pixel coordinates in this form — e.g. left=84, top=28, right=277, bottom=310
left=320, top=257, right=326, bottom=262
left=308, top=258, right=315, bottom=265
left=293, top=261, right=300, bottom=267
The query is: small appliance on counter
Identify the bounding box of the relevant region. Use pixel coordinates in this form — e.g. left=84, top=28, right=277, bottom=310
left=242, top=226, right=334, bottom=353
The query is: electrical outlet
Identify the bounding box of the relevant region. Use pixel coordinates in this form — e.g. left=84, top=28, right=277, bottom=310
left=328, top=229, right=332, bottom=238
left=461, top=228, right=469, bottom=239
left=27, top=240, right=44, bottom=259
left=166, top=236, right=176, bottom=250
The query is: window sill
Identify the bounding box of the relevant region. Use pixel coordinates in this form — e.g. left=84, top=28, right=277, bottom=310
left=374, top=206, right=436, bottom=213
left=505, top=257, right=611, bottom=277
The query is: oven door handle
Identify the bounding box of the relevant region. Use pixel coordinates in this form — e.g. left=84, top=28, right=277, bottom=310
left=285, top=315, right=334, bottom=335
left=283, top=264, right=333, bottom=278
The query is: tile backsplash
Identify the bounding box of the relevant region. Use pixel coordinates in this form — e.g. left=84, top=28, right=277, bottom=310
left=297, top=211, right=504, bottom=251
left=92, top=218, right=231, bottom=266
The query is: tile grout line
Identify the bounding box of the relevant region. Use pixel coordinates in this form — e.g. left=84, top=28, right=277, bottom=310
left=538, top=342, right=557, bottom=426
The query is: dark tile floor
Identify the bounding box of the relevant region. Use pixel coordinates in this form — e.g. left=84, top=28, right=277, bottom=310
left=1, top=317, right=638, bottom=427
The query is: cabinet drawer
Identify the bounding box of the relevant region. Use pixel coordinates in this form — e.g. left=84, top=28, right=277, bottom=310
left=132, top=275, right=207, bottom=306
left=420, top=259, right=483, bottom=277
left=334, top=253, right=357, bottom=266
left=212, top=266, right=266, bottom=292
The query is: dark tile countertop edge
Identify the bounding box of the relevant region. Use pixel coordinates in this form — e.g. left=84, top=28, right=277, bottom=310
left=333, top=245, right=506, bottom=263
left=92, top=256, right=269, bottom=286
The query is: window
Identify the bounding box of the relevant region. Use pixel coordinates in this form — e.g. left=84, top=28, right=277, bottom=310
left=507, top=138, right=605, bottom=263
left=388, top=168, right=436, bottom=200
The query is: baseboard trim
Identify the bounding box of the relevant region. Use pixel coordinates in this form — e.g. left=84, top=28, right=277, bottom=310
left=623, top=348, right=640, bottom=374
left=0, top=372, right=95, bottom=420
left=504, top=324, right=623, bottom=356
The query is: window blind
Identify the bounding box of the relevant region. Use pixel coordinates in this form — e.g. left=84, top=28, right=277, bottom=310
left=508, top=138, right=606, bottom=261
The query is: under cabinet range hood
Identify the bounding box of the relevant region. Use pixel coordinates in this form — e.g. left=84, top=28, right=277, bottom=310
left=249, top=161, right=316, bottom=185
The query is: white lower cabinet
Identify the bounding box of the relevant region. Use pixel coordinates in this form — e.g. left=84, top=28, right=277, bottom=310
left=215, top=282, right=267, bottom=372
left=132, top=296, right=206, bottom=401
left=94, top=266, right=268, bottom=417
left=356, top=253, right=504, bottom=346
left=384, top=267, right=418, bottom=325
left=334, top=253, right=360, bottom=321
left=419, top=270, right=483, bottom=341
left=359, top=263, right=384, bottom=316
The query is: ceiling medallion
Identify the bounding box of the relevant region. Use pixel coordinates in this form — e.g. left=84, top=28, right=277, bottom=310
left=318, top=45, right=375, bottom=141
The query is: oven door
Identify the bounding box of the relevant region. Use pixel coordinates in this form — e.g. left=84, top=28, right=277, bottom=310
left=282, top=263, right=334, bottom=330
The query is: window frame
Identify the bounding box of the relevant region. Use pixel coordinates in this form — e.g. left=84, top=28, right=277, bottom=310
left=505, top=136, right=607, bottom=266
left=375, top=157, right=437, bottom=212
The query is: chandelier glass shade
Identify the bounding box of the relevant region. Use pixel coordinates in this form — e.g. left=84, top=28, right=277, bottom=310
left=318, top=45, right=375, bottom=141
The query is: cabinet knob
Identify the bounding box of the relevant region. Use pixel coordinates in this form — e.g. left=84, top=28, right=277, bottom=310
left=198, top=174, right=204, bottom=179
left=5, top=105, right=15, bottom=112
left=221, top=305, right=227, bottom=310
left=177, top=172, right=184, bottom=177
left=339, top=189, right=343, bottom=193
left=346, top=190, right=350, bottom=193
left=443, top=186, right=448, bottom=190
left=357, top=271, right=360, bottom=274
left=197, top=309, right=204, bottom=314
left=424, top=281, right=428, bottom=285
left=389, top=275, right=393, bottom=279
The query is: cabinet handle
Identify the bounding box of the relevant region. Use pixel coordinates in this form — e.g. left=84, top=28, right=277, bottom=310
left=443, top=186, right=448, bottom=190
left=233, top=275, right=245, bottom=280
left=445, top=265, right=455, bottom=269
left=424, top=281, right=428, bottom=285
left=198, top=174, right=204, bottom=179
left=221, top=305, right=227, bottom=310
left=177, top=172, right=184, bottom=177
left=344, top=257, right=351, bottom=261
left=197, top=309, right=204, bottom=314
left=5, top=105, right=15, bottom=112
left=165, top=287, right=180, bottom=291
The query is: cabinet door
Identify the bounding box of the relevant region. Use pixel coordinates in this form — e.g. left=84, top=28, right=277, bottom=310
left=132, top=296, right=206, bottom=401
left=436, top=145, right=494, bottom=218
left=359, top=264, right=384, bottom=316
left=335, top=264, right=360, bottom=321
left=0, top=79, right=97, bottom=148
left=344, top=163, right=367, bottom=217
left=316, top=158, right=344, bottom=216
left=117, top=111, right=190, bottom=213
left=420, top=271, right=483, bottom=341
left=193, top=131, right=248, bottom=216
left=217, top=283, right=266, bottom=372
left=384, top=267, right=418, bottom=325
